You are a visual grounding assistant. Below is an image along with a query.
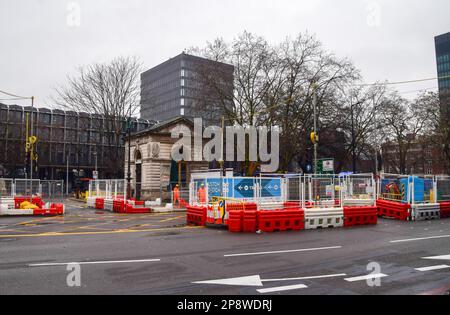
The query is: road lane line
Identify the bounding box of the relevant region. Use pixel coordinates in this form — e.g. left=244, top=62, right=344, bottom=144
left=159, top=215, right=184, bottom=223
left=29, top=258, right=161, bottom=267
left=415, top=265, right=450, bottom=272
left=422, top=255, right=450, bottom=260
left=224, top=246, right=342, bottom=257
left=390, top=235, right=450, bottom=243
left=344, top=273, right=387, bottom=282
left=257, top=284, right=308, bottom=294
left=262, top=273, right=347, bottom=282
left=0, top=225, right=203, bottom=238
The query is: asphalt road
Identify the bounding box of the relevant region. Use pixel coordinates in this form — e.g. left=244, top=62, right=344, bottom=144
left=0, top=199, right=450, bottom=295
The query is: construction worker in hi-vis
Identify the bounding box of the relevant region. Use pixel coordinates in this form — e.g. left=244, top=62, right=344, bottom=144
left=173, top=184, right=180, bottom=206
left=197, top=183, right=206, bottom=204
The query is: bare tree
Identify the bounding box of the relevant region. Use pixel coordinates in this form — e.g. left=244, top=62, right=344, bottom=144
left=413, top=91, right=450, bottom=173
left=328, top=84, right=387, bottom=172
left=191, top=32, right=363, bottom=173
left=53, top=56, right=142, bottom=177
left=379, top=92, right=433, bottom=174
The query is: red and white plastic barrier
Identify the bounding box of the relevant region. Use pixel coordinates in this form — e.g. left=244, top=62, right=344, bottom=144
left=0, top=201, right=65, bottom=217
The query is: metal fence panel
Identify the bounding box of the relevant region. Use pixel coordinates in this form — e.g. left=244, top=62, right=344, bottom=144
left=41, top=180, right=64, bottom=199
left=14, top=179, right=41, bottom=196
left=0, top=179, right=14, bottom=198
left=436, top=176, right=450, bottom=202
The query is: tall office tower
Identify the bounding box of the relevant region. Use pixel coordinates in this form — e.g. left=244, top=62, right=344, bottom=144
left=140, top=52, right=234, bottom=124
left=435, top=32, right=450, bottom=119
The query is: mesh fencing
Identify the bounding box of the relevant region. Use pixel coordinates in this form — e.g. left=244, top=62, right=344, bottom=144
left=0, top=179, right=14, bottom=198
left=41, top=180, right=64, bottom=199
left=436, top=176, right=450, bottom=202
left=341, top=174, right=375, bottom=200
left=14, top=179, right=41, bottom=197
left=88, top=179, right=127, bottom=199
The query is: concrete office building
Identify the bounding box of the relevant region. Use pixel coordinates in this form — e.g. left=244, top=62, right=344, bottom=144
left=0, top=103, right=153, bottom=190
left=140, top=52, right=234, bottom=124
left=435, top=32, right=450, bottom=119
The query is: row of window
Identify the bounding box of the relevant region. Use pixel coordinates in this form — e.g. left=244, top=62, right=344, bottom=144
left=437, top=62, right=450, bottom=73
left=438, top=79, right=450, bottom=89
left=437, top=53, right=450, bottom=64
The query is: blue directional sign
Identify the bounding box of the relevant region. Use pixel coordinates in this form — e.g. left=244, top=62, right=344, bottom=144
left=260, top=178, right=282, bottom=198
left=233, top=178, right=256, bottom=199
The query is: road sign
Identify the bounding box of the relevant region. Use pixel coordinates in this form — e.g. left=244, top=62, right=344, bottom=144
left=260, top=178, right=282, bottom=198
left=93, top=171, right=98, bottom=180
left=317, top=159, right=334, bottom=174
left=233, top=178, right=255, bottom=199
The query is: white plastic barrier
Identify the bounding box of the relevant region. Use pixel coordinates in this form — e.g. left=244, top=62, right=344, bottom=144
left=104, top=199, right=114, bottom=212
left=0, top=198, right=14, bottom=210
left=0, top=207, right=34, bottom=216
left=304, top=208, right=344, bottom=229
left=411, top=203, right=440, bottom=221
left=146, top=199, right=162, bottom=207
left=87, top=196, right=96, bottom=209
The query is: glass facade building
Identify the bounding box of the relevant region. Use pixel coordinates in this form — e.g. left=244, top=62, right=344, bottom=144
left=140, top=52, right=234, bottom=124
left=0, top=103, right=153, bottom=189
left=435, top=32, right=450, bottom=118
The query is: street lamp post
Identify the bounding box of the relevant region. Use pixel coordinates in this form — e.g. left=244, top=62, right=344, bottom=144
left=350, top=98, right=356, bottom=173
left=126, top=118, right=132, bottom=200
left=313, top=84, right=318, bottom=175
left=29, top=96, right=34, bottom=200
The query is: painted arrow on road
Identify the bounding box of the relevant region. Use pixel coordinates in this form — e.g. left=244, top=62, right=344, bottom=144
left=192, top=273, right=346, bottom=287
left=192, top=275, right=263, bottom=287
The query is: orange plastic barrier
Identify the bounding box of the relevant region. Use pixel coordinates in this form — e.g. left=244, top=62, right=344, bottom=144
left=186, top=205, right=207, bottom=226
left=344, top=206, right=378, bottom=227
left=440, top=202, right=450, bottom=219
left=376, top=199, right=411, bottom=221
left=257, top=209, right=305, bottom=233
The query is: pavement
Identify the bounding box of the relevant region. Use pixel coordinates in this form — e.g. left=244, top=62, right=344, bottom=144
left=0, top=198, right=449, bottom=295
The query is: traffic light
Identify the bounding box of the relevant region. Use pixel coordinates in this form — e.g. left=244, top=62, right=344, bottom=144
left=310, top=132, right=319, bottom=144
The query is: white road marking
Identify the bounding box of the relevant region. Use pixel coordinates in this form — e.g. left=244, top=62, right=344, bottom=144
left=390, top=235, right=450, bottom=243
left=344, top=273, right=387, bottom=282
left=415, top=265, right=450, bottom=272
left=257, top=284, right=308, bottom=294
left=224, top=246, right=342, bottom=257
left=193, top=273, right=346, bottom=287
left=192, top=275, right=263, bottom=287
left=29, top=258, right=161, bottom=267
left=262, top=273, right=347, bottom=282
left=422, top=255, right=450, bottom=260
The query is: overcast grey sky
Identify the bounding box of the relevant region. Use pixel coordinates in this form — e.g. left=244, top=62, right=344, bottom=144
left=0, top=0, right=449, bottom=109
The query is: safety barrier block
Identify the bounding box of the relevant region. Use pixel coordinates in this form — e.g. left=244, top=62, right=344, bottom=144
left=343, top=206, right=378, bottom=227
left=186, top=205, right=207, bottom=226
left=14, top=196, right=44, bottom=209
left=304, top=208, right=344, bottom=229
left=440, top=202, right=450, bottom=219
left=113, top=199, right=125, bottom=213
left=87, top=196, right=97, bottom=208
left=376, top=199, right=411, bottom=221
left=226, top=203, right=258, bottom=212
left=228, top=210, right=243, bottom=233
left=284, top=202, right=301, bottom=209
left=411, top=203, right=440, bottom=221
left=124, top=204, right=151, bottom=214
left=257, top=209, right=305, bottom=233
left=243, top=210, right=258, bottom=233
left=95, top=198, right=105, bottom=210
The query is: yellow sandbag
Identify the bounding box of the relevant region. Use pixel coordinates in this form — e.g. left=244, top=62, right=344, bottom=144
left=20, top=201, right=39, bottom=210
